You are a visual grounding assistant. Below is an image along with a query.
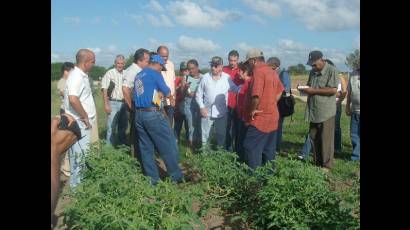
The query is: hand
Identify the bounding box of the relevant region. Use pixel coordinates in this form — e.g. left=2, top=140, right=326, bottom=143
left=345, top=106, right=351, bottom=116
left=82, top=117, right=92, bottom=129
left=188, top=92, right=195, bottom=97
left=104, top=104, right=112, bottom=114
left=250, top=110, right=263, bottom=120
left=169, top=97, right=176, bottom=107
left=200, top=108, right=208, bottom=118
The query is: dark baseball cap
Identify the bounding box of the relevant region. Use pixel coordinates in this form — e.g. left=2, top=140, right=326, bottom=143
left=209, top=56, right=223, bottom=66
left=306, top=50, right=323, bottom=66
left=180, top=61, right=188, bottom=70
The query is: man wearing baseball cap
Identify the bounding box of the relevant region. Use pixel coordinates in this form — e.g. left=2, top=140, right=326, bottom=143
left=243, top=48, right=284, bottom=170
left=298, top=50, right=338, bottom=171
left=132, top=54, right=186, bottom=184
left=195, top=56, right=240, bottom=149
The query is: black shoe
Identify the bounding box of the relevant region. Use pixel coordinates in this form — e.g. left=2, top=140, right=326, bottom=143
left=177, top=175, right=193, bottom=184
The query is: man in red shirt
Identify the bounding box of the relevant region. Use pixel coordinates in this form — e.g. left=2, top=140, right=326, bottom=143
left=243, top=49, right=284, bottom=170
left=174, top=61, right=189, bottom=142
left=222, top=50, right=243, bottom=152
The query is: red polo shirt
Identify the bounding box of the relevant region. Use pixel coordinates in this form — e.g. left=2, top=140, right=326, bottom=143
left=223, top=66, right=243, bottom=109
left=236, top=78, right=251, bottom=121
left=245, top=63, right=284, bottom=133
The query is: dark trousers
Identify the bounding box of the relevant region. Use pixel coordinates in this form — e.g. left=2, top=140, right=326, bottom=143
left=129, top=104, right=141, bottom=165
left=174, top=112, right=188, bottom=142
left=244, top=125, right=277, bottom=170
left=164, top=105, right=175, bottom=127
left=225, top=107, right=239, bottom=152
left=235, top=120, right=249, bottom=163
left=309, top=116, right=335, bottom=168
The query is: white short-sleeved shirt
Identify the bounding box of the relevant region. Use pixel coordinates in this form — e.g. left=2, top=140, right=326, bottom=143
left=64, top=66, right=96, bottom=120
left=101, top=68, right=124, bottom=100
left=160, top=60, right=175, bottom=105
left=123, top=63, right=142, bottom=89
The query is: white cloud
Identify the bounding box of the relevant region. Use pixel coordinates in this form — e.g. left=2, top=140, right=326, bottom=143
left=146, top=14, right=174, bottom=27
left=127, top=14, right=144, bottom=26
left=51, top=52, right=60, bottom=62
left=280, top=0, right=360, bottom=31
left=63, top=16, right=81, bottom=25
left=236, top=39, right=351, bottom=71
left=108, top=45, right=117, bottom=53
left=169, top=1, right=242, bottom=28
left=87, top=47, right=102, bottom=55
left=177, top=35, right=220, bottom=53
left=242, top=0, right=281, bottom=17
left=149, top=0, right=165, bottom=12
left=249, top=14, right=267, bottom=25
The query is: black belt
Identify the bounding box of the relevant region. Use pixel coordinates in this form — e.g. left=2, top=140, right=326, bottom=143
left=109, top=99, right=125, bottom=102
left=136, top=107, right=159, bottom=112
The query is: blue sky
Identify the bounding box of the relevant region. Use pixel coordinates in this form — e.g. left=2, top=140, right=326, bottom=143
left=51, top=0, right=360, bottom=71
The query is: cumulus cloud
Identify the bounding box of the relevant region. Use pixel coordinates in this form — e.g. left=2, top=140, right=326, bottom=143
left=169, top=1, right=242, bottom=28
left=51, top=52, right=60, bottom=62
left=127, top=13, right=144, bottom=26
left=280, top=0, right=360, bottom=31
left=249, top=14, right=267, bottom=25
left=146, top=14, right=174, bottom=27
left=242, top=0, right=281, bottom=17
left=63, top=16, right=81, bottom=25
left=237, top=39, right=350, bottom=71
left=148, top=0, right=165, bottom=12
left=177, top=35, right=220, bottom=53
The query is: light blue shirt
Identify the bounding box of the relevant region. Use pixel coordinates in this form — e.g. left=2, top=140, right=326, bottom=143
left=278, top=68, right=291, bottom=93
left=196, top=72, right=239, bottom=118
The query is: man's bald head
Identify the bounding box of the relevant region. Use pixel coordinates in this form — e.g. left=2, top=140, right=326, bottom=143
left=76, top=49, right=95, bottom=64
left=75, top=49, right=95, bottom=73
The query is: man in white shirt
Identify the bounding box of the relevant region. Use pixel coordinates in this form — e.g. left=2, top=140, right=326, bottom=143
left=157, top=46, right=176, bottom=126
left=196, top=56, right=239, bottom=148
left=63, top=48, right=96, bottom=187
left=101, top=55, right=128, bottom=146
left=122, top=48, right=150, bottom=158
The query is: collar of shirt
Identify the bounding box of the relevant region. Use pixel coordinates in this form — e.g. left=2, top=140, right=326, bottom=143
left=114, top=68, right=123, bottom=75
left=74, top=66, right=88, bottom=78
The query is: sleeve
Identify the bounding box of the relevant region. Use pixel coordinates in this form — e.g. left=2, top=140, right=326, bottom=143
left=195, top=77, right=205, bottom=109
left=155, top=72, right=171, bottom=96
left=282, top=71, right=291, bottom=92
left=122, top=69, right=133, bottom=88
left=57, top=80, right=63, bottom=92
left=66, top=75, right=84, bottom=97
left=251, top=72, right=264, bottom=98
left=326, top=68, right=338, bottom=88
left=228, top=76, right=240, bottom=93
left=101, top=71, right=110, bottom=89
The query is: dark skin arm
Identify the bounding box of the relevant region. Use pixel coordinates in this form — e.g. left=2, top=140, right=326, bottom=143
left=300, top=87, right=337, bottom=96
left=68, top=95, right=91, bottom=129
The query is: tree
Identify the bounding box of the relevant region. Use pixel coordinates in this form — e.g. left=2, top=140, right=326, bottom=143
left=51, top=62, right=64, bottom=81
left=51, top=62, right=107, bottom=81
left=345, top=49, right=360, bottom=71
left=288, top=64, right=308, bottom=75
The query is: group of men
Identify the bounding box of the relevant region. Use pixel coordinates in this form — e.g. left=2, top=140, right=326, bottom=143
left=56, top=45, right=360, bottom=187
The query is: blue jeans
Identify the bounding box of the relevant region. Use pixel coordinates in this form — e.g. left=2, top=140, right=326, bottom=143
left=183, top=99, right=201, bottom=142
left=276, top=116, right=285, bottom=152
left=225, top=108, right=239, bottom=152
left=244, top=125, right=277, bottom=170
left=350, top=113, right=360, bottom=161
left=301, top=134, right=312, bottom=159
left=106, top=101, right=128, bottom=146
left=68, top=118, right=92, bottom=187
left=334, top=103, right=342, bottom=153
left=201, top=115, right=227, bottom=148
left=135, top=110, right=183, bottom=184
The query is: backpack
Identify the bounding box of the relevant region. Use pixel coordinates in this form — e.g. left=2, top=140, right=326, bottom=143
left=277, top=70, right=295, bottom=117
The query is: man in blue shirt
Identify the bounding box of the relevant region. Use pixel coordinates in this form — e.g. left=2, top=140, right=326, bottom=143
left=267, top=57, right=291, bottom=155
left=133, top=54, right=186, bottom=184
